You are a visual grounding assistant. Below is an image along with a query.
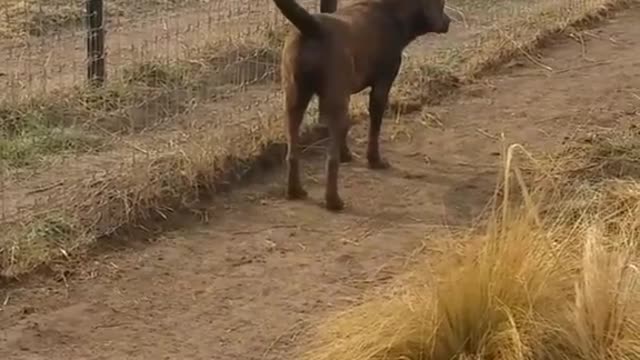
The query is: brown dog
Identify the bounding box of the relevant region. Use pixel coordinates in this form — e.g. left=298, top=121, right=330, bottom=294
left=273, top=0, right=450, bottom=211
left=320, top=0, right=338, bottom=12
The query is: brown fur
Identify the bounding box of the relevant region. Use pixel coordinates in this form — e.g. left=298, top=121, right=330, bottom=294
left=320, top=0, right=338, bottom=12
left=273, top=0, right=450, bottom=211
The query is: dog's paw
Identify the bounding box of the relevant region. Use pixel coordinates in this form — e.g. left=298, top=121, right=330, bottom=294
left=286, top=186, right=308, bottom=200
left=367, top=158, right=391, bottom=170
left=325, top=195, right=345, bottom=212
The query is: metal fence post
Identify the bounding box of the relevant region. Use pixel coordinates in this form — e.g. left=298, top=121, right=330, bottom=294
left=86, top=0, right=106, bottom=85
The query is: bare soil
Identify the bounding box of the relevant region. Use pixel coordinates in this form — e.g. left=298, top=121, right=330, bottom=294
left=1, top=7, right=640, bottom=360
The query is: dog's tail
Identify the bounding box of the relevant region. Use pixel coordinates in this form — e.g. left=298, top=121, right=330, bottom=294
left=273, top=0, right=323, bottom=37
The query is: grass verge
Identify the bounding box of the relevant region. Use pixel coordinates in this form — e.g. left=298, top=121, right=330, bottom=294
left=0, top=0, right=632, bottom=280
left=0, top=33, right=280, bottom=168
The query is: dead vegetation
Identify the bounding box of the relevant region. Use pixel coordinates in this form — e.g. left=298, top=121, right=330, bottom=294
left=0, top=33, right=280, bottom=168
left=0, top=0, right=633, bottom=280
left=0, top=0, right=206, bottom=38
left=300, top=129, right=640, bottom=360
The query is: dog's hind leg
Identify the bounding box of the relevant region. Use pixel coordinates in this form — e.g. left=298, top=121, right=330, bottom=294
left=319, top=95, right=349, bottom=211
left=311, top=0, right=337, bottom=144
left=339, top=123, right=353, bottom=163
left=367, top=62, right=401, bottom=170
left=284, top=80, right=313, bottom=200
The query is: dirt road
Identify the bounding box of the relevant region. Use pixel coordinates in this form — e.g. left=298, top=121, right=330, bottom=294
left=1, top=6, right=639, bottom=360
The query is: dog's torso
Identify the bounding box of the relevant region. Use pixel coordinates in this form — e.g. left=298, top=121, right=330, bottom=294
left=282, top=0, right=418, bottom=96
left=275, top=0, right=449, bottom=211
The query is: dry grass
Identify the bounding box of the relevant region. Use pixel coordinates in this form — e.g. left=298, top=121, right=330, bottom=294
left=375, top=0, right=633, bottom=118
left=0, top=0, right=205, bottom=38
left=300, top=135, right=640, bottom=360
left=0, top=32, right=280, bottom=168
left=0, top=0, right=632, bottom=279
left=296, top=2, right=640, bottom=357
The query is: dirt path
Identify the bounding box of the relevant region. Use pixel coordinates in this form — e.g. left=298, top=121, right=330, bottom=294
left=1, top=7, right=639, bottom=360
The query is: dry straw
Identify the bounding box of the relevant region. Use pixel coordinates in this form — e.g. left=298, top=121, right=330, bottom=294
left=300, top=132, right=640, bottom=360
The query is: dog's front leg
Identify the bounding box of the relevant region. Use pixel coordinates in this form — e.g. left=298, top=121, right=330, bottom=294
left=339, top=122, right=353, bottom=163
left=366, top=91, right=392, bottom=168
left=367, top=61, right=400, bottom=169
left=284, top=82, right=313, bottom=200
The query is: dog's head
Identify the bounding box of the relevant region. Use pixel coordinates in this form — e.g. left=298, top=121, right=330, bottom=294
left=415, top=0, right=450, bottom=35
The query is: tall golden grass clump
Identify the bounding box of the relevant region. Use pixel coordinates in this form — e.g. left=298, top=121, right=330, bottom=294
left=302, top=142, right=640, bottom=360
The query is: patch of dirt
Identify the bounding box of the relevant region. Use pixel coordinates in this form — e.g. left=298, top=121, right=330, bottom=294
left=1, top=6, right=640, bottom=360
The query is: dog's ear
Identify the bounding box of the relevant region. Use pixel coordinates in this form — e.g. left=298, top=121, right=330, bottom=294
left=420, top=0, right=450, bottom=34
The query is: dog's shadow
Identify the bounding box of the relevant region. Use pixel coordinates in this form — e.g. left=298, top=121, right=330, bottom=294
left=264, top=143, right=497, bottom=226
left=336, top=160, right=497, bottom=226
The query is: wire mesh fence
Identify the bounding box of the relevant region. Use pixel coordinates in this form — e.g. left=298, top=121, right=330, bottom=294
left=0, top=0, right=305, bottom=101
left=0, top=0, right=622, bottom=275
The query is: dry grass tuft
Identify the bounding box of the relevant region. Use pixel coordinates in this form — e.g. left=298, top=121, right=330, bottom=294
left=0, top=214, right=92, bottom=277
left=0, top=0, right=82, bottom=38
left=561, top=224, right=640, bottom=359
left=548, top=129, right=640, bottom=184
left=301, top=135, right=640, bottom=360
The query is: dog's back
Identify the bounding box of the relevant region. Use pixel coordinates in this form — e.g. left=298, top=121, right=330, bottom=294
left=281, top=0, right=409, bottom=95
